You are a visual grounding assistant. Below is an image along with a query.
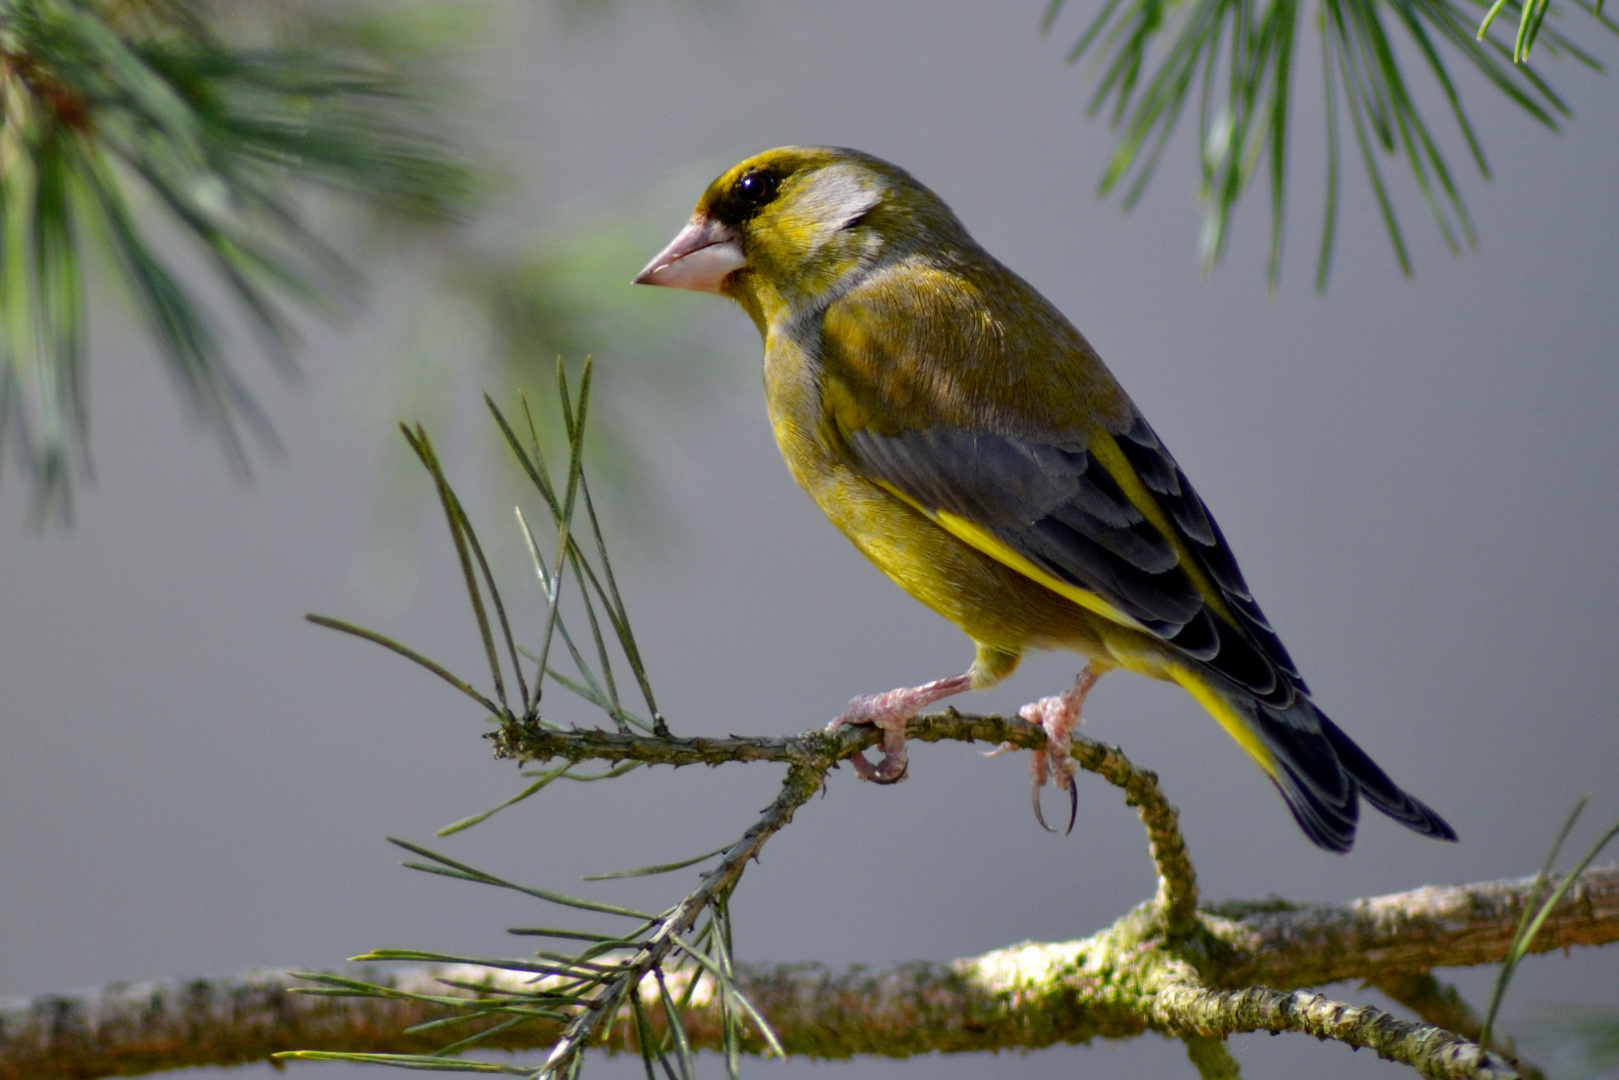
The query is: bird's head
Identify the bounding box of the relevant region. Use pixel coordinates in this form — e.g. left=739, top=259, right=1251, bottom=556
left=635, top=147, right=967, bottom=330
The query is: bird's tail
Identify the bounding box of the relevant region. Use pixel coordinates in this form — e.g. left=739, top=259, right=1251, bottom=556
left=1168, top=665, right=1457, bottom=852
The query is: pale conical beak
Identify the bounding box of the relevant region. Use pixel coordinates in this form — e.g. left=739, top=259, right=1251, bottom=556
left=633, top=216, right=746, bottom=293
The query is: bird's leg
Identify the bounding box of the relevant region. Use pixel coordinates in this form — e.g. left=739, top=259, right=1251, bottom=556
left=828, top=671, right=974, bottom=785
left=1019, top=666, right=1103, bottom=834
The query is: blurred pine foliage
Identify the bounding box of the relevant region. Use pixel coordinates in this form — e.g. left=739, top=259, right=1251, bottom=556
left=0, top=0, right=471, bottom=521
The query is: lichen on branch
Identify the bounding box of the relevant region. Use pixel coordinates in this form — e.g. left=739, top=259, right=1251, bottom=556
left=285, top=693, right=1614, bottom=1080
left=6, top=865, right=1613, bottom=1080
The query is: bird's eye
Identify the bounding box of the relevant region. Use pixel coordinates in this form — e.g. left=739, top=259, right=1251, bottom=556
left=732, top=169, right=779, bottom=210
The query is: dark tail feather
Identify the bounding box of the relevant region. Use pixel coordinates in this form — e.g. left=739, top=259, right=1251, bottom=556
left=1241, top=693, right=1455, bottom=852
left=1188, top=667, right=1454, bottom=851
left=1248, top=702, right=1359, bottom=853
left=1318, top=713, right=1458, bottom=843
left=1269, top=759, right=1358, bottom=853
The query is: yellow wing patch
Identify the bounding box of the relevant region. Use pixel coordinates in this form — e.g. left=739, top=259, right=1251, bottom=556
left=870, top=472, right=1148, bottom=633
left=931, top=511, right=1146, bottom=630
left=880, top=476, right=1279, bottom=781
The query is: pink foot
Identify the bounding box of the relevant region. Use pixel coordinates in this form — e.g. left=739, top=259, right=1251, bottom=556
left=1018, top=667, right=1103, bottom=834
left=828, top=673, right=973, bottom=784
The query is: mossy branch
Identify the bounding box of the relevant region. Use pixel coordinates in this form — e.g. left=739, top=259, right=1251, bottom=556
left=1374, top=973, right=1545, bottom=1080
left=490, top=707, right=1198, bottom=935
left=284, top=693, right=1614, bottom=1080
left=4, top=865, right=1613, bottom=1079
left=1210, top=861, right=1619, bottom=987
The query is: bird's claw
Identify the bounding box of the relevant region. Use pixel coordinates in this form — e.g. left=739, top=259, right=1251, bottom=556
left=830, top=694, right=914, bottom=785
left=1031, top=775, right=1080, bottom=835
left=1019, top=667, right=1101, bottom=836
left=862, top=755, right=908, bottom=785
left=828, top=672, right=974, bottom=785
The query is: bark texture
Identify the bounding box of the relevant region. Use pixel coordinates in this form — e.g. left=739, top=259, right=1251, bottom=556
left=4, top=864, right=1613, bottom=1080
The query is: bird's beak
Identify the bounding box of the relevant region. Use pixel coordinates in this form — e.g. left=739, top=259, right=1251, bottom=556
left=633, top=215, right=746, bottom=293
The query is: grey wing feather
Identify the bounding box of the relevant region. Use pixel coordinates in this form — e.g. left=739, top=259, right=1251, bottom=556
left=843, top=418, right=1456, bottom=851
left=844, top=420, right=1299, bottom=705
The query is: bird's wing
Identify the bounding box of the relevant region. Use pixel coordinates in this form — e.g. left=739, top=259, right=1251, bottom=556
left=817, top=263, right=1454, bottom=851
left=840, top=415, right=1306, bottom=711
left=846, top=416, right=1465, bottom=850
left=813, top=261, right=1301, bottom=707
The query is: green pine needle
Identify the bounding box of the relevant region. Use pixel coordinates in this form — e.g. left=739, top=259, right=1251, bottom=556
left=1479, top=796, right=1619, bottom=1048
left=0, top=0, right=471, bottom=519
left=1045, top=0, right=1585, bottom=287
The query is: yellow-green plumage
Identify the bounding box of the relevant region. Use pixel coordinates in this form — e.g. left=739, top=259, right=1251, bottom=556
left=636, top=146, right=1455, bottom=852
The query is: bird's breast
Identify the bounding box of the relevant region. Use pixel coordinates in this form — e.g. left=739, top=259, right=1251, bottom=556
left=761, top=321, right=835, bottom=498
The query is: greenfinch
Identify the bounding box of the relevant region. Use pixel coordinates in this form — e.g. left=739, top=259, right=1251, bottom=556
left=635, top=146, right=1454, bottom=853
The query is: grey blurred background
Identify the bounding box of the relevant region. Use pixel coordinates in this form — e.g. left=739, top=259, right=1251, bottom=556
left=2, top=2, right=1616, bottom=1079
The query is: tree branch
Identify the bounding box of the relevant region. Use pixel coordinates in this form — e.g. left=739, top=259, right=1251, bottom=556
left=1183, top=1033, right=1243, bottom=1080
left=1210, top=861, right=1619, bottom=987
left=1373, top=973, right=1545, bottom=1080
left=491, top=708, right=1200, bottom=932
left=1151, top=985, right=1516, bottom=1080
left=6, top=865, right=1612, bottom=1080
left=532, top=762, right=823, bottom=1076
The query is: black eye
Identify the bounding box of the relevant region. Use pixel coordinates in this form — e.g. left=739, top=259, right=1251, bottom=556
left=732, top=169, right=779, bottom=210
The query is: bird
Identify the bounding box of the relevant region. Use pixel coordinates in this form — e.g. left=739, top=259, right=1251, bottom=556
left=633, top=146, right=1456, bottom=853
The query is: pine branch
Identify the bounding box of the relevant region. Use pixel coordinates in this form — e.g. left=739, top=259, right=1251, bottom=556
left=0, top=0, right=470, bottom=519
left=489, top=709, right=1200, bottom=934
left=1151, top=984, right=1511, bottom=1079
left=4, top=864, right=1612, bottom=1080
left=1043, top=0, right=1605, bottom=287
left=1211, top=860, right=1619, bottom=986
left=1375, top=973, right=1545, bottom=1080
